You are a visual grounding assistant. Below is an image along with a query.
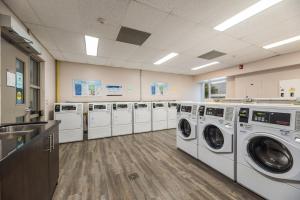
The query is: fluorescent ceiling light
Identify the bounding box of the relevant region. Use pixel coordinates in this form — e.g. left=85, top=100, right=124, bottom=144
left=214, top=0, right=283, bottom=31
left=191, top=61, right=220, bottom=71
left=85, top=35, right=99, bottom=56
left=154, top=52, right=178, bottom=65
left=263, top=35, right=300, bottom=49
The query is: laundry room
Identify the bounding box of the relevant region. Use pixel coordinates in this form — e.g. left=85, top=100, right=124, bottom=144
left=0, top=0, right=300, bottom=200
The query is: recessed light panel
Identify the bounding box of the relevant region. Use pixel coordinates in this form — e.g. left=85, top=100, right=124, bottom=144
left=85, top=35, right=99, bottom=56
left=214, top=0, right=283, bottom=31
left=263, top=35, right=300, bottom=49
left=116, top=26, right=151, bottom=46
left=154, top=53, right=178, bottom=65
left=191, top=61, right=219, bottom=71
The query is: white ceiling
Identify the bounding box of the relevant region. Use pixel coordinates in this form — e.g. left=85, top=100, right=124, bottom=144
left=4, top=0, right=300, bottom=75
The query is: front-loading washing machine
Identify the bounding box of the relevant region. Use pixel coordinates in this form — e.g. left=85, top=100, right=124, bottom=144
left=176, top=102, right=199, bottom=158
left=54, top=103, right=83, bottom=143
left=197, top=103, right=237, bottom=180
left=88, top=102, right=112, bottom=139
left=167, top=102, right=178, bottom=129
left=152, top=102, right=168, bottom=131
left=112, top=102, right=133, bottom=136
left=237, top=104, right=300, bottom=200
left=133, top=102, right=151, bottom=133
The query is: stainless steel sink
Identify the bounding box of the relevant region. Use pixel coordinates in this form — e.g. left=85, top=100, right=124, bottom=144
left=0, top=124, right=45, bottom=139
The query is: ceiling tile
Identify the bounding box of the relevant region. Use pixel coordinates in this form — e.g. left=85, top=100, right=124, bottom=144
left=47, top=29, right=85, bottom=54
left=122, top=1, right=168, bottom=33
left=3, top=0, right=41, bottom=24
left=143, top=14, right=197, bottom=50
left=26, top=23, right=58, bottom=51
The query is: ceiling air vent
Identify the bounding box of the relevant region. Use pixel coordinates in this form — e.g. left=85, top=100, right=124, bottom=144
left=116, top=26, right=151, bottom=46
left=198, top=50, right=226, bottom=60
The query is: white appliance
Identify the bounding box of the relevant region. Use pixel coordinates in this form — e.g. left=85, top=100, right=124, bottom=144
left=198, top=103, right=237, bottom=180
left=237, top=104, right=300, bottom=200
left=88, top=102, right=112, bottom=139
left=54, top=103, right=83, bottom=143
left=112, top=102, right=133, bottom=136
left=176, top=103, right=199, bottom=158
left=133, top=102, right=152, bottom=133
left=167, top=102, right=178, bottom=129
left=152, top=102, right=168, bottom=131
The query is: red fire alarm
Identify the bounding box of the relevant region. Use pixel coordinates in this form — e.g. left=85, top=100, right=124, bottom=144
left=239, top=64, right=244, bottom=69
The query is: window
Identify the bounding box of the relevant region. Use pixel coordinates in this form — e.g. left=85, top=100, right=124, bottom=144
left=202, top=78, right=227, bottom=99
left=30, top=59, right=40, bottom=115
left=210, top=80, right=226, bottom=98
left=16, top=59, right=25, bottom=104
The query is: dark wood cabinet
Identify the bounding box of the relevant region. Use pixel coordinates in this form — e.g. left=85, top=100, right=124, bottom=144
left=0, top=123, right=59, bottom=200
left=49, top=127, right=59, bottom=196
left=0, top=151, right=25, bottom=200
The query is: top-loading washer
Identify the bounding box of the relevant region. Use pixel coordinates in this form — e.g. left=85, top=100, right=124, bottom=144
left=152, top=102, right=168, bottom=131
left=112, top=102, right=133, bottom=136
left=197, top=102, right=237, bottom=180
left=167, top=102, right=178, bottom=129
left=176, top=102, right=200, bottom=158
left=54, top=103, right=83, bottom=143
left=133, top=102, right=151, bottom=133
left=237, top=104, right=300, bottom=200
left=88, top=102, right=112, bottom=139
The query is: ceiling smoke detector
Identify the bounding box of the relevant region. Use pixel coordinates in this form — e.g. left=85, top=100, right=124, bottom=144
left=97, top=17, right=105, bottom=24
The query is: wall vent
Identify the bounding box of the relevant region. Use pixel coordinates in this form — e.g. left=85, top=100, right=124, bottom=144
left=198, top=50, right=226, bottom=60
left=116, top=26, right=151, bottom=46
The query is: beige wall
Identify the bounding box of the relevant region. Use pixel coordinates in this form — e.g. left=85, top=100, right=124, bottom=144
left=234, top=65, right=300, bottom=98
left=58, top=61, right=198, bottom=102
left=0, top=1, right=56, bottom=120
left=194, top=51, right=300, bottom=99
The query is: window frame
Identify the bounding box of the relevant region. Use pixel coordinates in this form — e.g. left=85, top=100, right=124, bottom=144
left=201, top=78, right=227, bottom=100
left=16, top=58, right=25, bottom=105
left=29, top=58, right=41, bottom=117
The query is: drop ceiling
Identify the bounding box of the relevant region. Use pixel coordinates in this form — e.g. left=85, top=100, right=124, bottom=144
left=4, top=0, right=300, bottom=75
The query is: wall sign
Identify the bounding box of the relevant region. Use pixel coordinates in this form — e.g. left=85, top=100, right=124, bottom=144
left=151, top=82, right=169, bottom=96
left=73, top=80, right=102, bottom=96
left=7, top=71, right=16, bottom=87
left=105, top=84, right=123, bottom=96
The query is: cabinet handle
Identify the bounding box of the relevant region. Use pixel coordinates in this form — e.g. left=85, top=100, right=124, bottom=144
left=49, top=135, right=52, bottom=153
left=52, top=133, right=55, bottom=150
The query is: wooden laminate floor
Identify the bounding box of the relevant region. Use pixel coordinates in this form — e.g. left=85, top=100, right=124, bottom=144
left=52, top=129, right=262, bottom=200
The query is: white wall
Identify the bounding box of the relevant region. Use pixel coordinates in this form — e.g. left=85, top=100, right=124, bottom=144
left=58, top=61, right=198, bottom=102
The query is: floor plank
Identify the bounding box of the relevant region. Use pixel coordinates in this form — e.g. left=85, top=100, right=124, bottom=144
left=52, top=129, right=262, bottom=200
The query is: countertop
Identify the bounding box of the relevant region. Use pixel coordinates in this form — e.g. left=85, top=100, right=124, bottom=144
left=0, top=120, right=60, bottom=162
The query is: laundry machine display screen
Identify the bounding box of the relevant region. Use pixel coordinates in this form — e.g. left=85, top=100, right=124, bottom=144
left=117, top=104, right=128, bottom=109
left=252, top=111, right=290, bottom=126
left=62, top=105, right=76, bottom=111
left=181, top=106, right=192, bottom=113
left=138, top=104, right=147, bottom=108
left=94, top=105, right=106, bottom=110
left=155, top=103, right=164, bottom=107
left=206, top=108, right=224, bottom=117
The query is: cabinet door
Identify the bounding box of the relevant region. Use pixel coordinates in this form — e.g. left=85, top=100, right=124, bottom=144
left=49, top=127, right=59, bottom=196
left=23, top=134, right=50, bottom=200
left=0, top=152, right=25, bottom=200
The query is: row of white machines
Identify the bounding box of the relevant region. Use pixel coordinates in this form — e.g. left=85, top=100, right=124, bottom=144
left=176, top=102, right=300, bottom=200
left=54, top=101, right=178, bottom=143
